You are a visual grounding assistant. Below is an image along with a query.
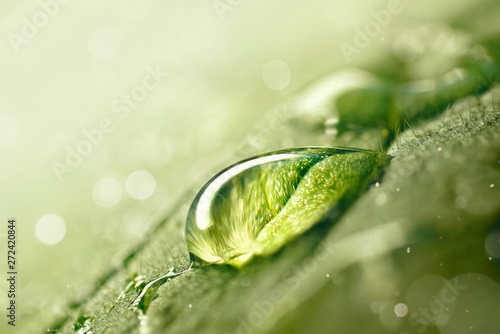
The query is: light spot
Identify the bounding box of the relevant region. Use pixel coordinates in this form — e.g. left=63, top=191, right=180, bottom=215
left=324, top=118, right=338, bottom=136
left=92, top=177, right=122, bottom=208
left=35, top=214, right=66, bottom=245
left=394, top=303, right=408, bottom=317
left=406, top=247, right=411, bottom=253
left=188, top=304, right=192, bottom=308
left=262, top=60, right=291, bottom=90
left=0, top=114, right=20, bottom=147
left=490, top=184, right=495, bottom=188
left=126, top=170, right=156, bottom=200
left=375, top=182, right=380, bottom=187
left=437, top=147, right=442, bottom=152
left=88, top=27, right=121, bottom=60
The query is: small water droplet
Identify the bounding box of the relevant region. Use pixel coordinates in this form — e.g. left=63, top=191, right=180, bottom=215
left=131, top=265, right=191, bottom=312
left=185, top=147, right=387, bottom=267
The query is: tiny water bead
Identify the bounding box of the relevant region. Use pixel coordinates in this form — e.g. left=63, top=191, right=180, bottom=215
left=185, top=147, right=387, bottom=268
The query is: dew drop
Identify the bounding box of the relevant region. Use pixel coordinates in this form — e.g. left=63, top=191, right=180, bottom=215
left=185, top=147, right=387, bottom=267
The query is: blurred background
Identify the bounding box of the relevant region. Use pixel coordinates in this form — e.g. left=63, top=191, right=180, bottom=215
left=0, top=0, right=499, bottom=333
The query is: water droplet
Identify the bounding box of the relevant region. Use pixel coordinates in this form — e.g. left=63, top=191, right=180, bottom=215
left=131, top=265, right=191, bottom=312
left=185, top=147, right=386, bottom=267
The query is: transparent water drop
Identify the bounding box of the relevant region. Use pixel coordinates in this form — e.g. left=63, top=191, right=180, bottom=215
left=185, top=147, right=387, bottom=268
left=130, top=265, right=192, bottom=312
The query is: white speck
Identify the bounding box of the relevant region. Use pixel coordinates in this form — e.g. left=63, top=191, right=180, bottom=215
left=381, top=37, right=385, bottom=41
left=396, top=187, right=400, bottom=192
left=88, top=27, right=121, bottom=60
left=126, top=170, right=156, bottom=200
left=375, top=182, right=380, bottom=187
left=490, top=184, right=495, bottom=188
left=326, top=274, right=330, bottom=278
left=188, top=304, right=192, bottom=308
left=92, top=177, right=122, bottom=208
left=407, top=247, right=411, bottom=253
left=262, top=60, right=291, bottom=90
left=36, top=214, right=66, bottom=245
left=489, top=257, right=492, bottom=260
left=437, top=147, right=442, bottom=152
left=0, top=114, right=20, bottom=147
left=394, top=303, right=408, bottom=317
